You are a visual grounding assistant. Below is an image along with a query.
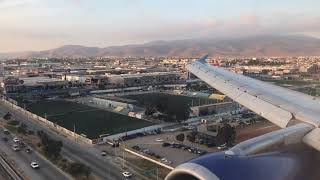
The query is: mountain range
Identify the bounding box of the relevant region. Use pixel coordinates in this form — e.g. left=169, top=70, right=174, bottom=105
left=1, top=35, right=320, bottom=59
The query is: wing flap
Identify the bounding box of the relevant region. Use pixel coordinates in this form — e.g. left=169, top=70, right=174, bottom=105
left=303, top=128, right=320, bottom=151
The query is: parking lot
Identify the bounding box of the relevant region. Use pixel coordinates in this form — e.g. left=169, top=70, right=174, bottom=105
left=123, top=131, right=219, bottom=167
left=118, top=120, right=278, bottom=167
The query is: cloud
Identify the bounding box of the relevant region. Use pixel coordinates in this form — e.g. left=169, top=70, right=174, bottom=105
left=161, top=14, right=320, bottom=39
left=0, top=0, right=34, bottom=8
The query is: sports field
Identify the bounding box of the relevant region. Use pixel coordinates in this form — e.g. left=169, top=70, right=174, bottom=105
left=124, top=93, right=218, bottom=121
left=25, top=100, right=153, bottom=139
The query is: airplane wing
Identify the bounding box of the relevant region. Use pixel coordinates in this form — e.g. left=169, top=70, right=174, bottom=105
left=166, top=55, right=320, bottom=180
left=186, top=55, right=320, bottom=152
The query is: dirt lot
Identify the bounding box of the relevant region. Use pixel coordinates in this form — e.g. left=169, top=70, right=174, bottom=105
left=235, top=121, right=279, bottom=143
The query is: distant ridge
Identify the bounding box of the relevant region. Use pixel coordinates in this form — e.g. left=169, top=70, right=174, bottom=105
left=1, top=35, right=320, bottom=59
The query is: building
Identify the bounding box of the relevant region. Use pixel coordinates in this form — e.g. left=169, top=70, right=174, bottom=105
left=107, top=72, right=181, bottom=87
left=190, top=101, right=236, bottom=117
left=2, top=76, right=68, bottom=98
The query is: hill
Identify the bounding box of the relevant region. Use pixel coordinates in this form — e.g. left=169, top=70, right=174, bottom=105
left=1, top=35, right=320, bottom=58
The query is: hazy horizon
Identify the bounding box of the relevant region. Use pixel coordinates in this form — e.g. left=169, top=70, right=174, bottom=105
left=1, top=0, right=320, bottom=52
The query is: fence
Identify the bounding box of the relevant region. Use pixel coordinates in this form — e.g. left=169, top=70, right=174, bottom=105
left=1, top=98, right=92, bottom=144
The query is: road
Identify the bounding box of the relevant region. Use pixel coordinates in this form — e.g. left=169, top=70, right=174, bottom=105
left=0, top=129, right=70, bottom=180
left=0, top=101, right=144, bottom=180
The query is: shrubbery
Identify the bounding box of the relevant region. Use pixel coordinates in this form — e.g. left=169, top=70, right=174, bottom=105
left=3, top=112, right=11, bottom=120
left=176, top=133, right=185, bottom=142
left=37, top=130, right=63, bottom=157
left=7, top=120, right=20, bottom=126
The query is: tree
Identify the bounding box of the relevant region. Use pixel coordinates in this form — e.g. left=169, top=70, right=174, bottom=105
left=187, top=132, right=197, bottom=142
left=176, top=133, right=185, bottom=142
left=3, top=112, right=11, bottom=120
left=215, top=123, right=236, bottom=146
left=145, top=105, right=156, bottom=116
left=37, top=130, right=63, bottom=157
left=67, top=162, right=91, bottom=178
left=17, top=123, right=28, bottom=134
left=43, top=140, right=63, bottom=157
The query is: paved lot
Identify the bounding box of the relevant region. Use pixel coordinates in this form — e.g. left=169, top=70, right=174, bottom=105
left=122, top=121, right=279, bottom=167
left=123, top=131, right=218, bottom=167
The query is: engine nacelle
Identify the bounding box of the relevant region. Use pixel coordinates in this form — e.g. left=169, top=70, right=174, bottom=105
left=166, top=145, right=319, bottom=180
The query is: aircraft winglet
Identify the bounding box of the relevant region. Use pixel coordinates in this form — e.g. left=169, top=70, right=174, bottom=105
left=197, top=54, right=208, bottom=63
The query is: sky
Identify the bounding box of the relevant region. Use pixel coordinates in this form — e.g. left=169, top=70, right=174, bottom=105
left=0, top=0, right=320, bottom=52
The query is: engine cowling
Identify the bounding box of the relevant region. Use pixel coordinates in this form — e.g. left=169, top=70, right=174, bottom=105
left=165, top=145, right=319, bottom=180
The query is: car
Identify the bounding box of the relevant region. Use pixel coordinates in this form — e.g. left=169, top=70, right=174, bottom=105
left=164, top=160, right=172, bottom=164
left=101, top=151, right=107, bottom=156
left=122, top=171, right=132, bottom=178
left=217, top=143, right=227, bottom=150
left=3, top=130, right=10, bottom=135
left=13, top=138, right=19, bottom=143
left=161, top=157, right=172, bottom=164
left=12, top=144, right=20, bottom=152
left=26, top=148, right=32, bottom=153
left=2, top=137, right=8, bottom=142
left=132, top=145, right=140, bottom=150
left=155, top=138, right=163, bottom=142
left=182, top=146, right=190, bottom=151
left=30, top=162, right=40, bottom=169
left=19, top=142, right=26, bottom=148
left=142, top=149, right=150, bottom=154
left=162, top=142, right=170, bottom=147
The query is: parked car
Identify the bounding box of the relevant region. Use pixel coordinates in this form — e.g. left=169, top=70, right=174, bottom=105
left=217, top=143, right=227, bottom=150
left=13, top=138, right=19, bottom=143
left=19, top=142, right=26, bottom=148
left=26, top=148, right=32, bottom=153
left=162, top=142, right=170, bottom=147
left=2, top=137, right=8, bottom=142
left=155, top=138, right=163, bottom=142
left=132, top=145, right=140, bottom=151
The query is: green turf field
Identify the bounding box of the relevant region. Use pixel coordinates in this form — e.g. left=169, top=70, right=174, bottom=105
left=25, top=100, right=153, bottom=139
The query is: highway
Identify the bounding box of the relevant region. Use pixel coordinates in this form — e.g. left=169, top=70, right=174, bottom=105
left=0, top=128, right=70, bottom=180
left=0, top=101, right=143, bottom=180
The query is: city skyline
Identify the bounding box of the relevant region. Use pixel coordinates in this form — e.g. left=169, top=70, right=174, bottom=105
left=1, top=0, right=320, bottom=52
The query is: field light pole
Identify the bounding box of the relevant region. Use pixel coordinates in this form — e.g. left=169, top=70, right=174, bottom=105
left=157, top=167, right=159, bottom=180
left=122, top=150, right=125, bottom=168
